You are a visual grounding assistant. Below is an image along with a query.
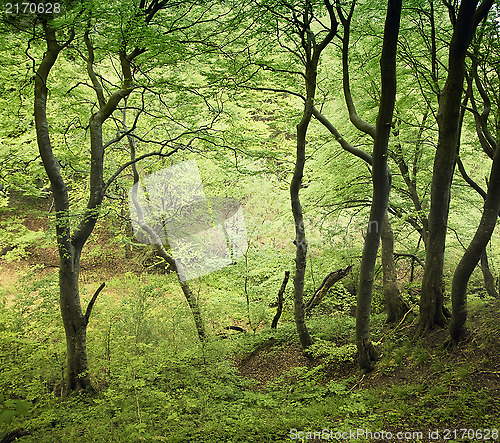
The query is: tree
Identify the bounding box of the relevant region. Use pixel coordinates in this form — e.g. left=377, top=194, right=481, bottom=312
left=311, top=106, right=410, bottom=324
left=418, top=0, right=494, bottom=333
left=450, top=137, right=500, bottom=342
left=288, top=0, right=338, bottom=349
left=355, top=0, right=401, bottom=370
left=31, top=0, right=216, bottom=393
left=449, top=12, right=500, bottom=342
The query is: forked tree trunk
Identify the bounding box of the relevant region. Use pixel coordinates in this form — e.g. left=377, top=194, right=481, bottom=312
left=34, top=23, right=95, bottom=393
left=418, top=0, right=493, bottom=334
left=356, top=0, right=401, bottom=371
left=35, top=19, right=143, bottom=392
left=381, top=213, right=410, bottom=323
left=289, top=2, right=337, bottom=351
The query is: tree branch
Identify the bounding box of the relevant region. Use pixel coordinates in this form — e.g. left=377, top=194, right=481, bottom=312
left=84, top=282, right=105, bottom=326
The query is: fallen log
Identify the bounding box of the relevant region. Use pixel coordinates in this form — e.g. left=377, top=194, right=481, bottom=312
left=305, top=265, right=353, bottom=312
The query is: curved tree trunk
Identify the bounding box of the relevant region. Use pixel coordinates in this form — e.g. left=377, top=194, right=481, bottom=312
left=418, top=0, right=493, bottom=334
left=289, top=1, right=337, bottom=351
left=450, top=140, right=500, bottom=343
left=381, top=213, right=410, bottom=323
left=356, top=0, right=401, bottom=371
left=34, top=19, right=145, bottom=393
left=34, top=23, right=95, bottom=393
left=291, top=98, right=314, bottom=350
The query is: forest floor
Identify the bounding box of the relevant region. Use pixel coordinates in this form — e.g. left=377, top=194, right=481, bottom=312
left=1, top=199, right=500, bottom=442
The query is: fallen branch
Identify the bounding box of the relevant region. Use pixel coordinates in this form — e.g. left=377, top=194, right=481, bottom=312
left=271, top=271, right=290, bottom=329
left=305, top=265, right=353, bottom=312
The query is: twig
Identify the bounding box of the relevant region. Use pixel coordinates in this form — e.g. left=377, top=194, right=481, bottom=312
left=348, top=373, right=365, bottom=392
left=373, top=303, right=418, bottom=345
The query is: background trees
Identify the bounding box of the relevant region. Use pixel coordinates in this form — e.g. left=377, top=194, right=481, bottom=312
left=0, top=0, right=498, bottom=428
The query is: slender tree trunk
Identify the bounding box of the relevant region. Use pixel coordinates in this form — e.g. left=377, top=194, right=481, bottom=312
left=311, top=108, right=409, bottom=325
left=450, top=140, right=500, bottom=343
left=288, top=1, right=337, bottom=351
left=381, top=213, right=410, bottom=323
left=480, top=249, right=498, bottom=298
left=291, top=97, right=313, bottom=349
left=418, top=0, right=493, bottom=334
left=356, top=0, right=401, bottom=371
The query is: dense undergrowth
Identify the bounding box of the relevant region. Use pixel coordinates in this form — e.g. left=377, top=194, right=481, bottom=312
left=1, top=258, right=499, bottom=442
left=0, top=198, right=499, bottom=442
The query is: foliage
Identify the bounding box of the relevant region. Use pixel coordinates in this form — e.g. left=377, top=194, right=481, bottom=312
left=0, top=0, right=499, bottom=438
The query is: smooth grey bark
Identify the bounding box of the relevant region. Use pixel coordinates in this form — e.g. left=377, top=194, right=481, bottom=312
left=356, top=0, right=401, bottom=371
left=289, top=0, right=337, bottom=350
left=418, top=0, right=494, bottom=334
left=450, top=138, right=500, bottom=343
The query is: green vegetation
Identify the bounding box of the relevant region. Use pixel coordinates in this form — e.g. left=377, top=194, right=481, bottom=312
left=1, top=242, right=499, bottom=441
left=1, top=0, right=500, bottom=440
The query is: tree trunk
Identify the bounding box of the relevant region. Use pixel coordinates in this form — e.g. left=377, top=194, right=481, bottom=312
left=34, top=20, right=144, bottom=392
left=59, top=254, right=93, bottom=391
left=480, top=248, right=498, bottom=298
left=418, top=0, right=493, bottom=334
left=450, top=140, right=500, bottom=343
left=291, top=101, right=313, bottom=349
left=356, top=0, right=401, bottom=371
left=381, top=213, right=410, bottom=323
left=34, top=23, right=94, bottom=393
left=288, top=2, right=337, bottom=350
